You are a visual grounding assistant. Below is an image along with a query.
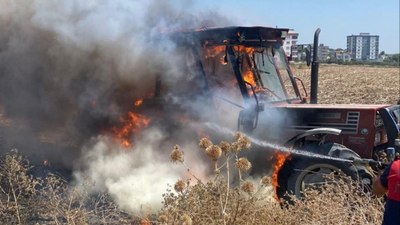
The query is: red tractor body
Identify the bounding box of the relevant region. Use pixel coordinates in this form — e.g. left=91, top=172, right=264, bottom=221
left=280, top=104, right=390, bottom=159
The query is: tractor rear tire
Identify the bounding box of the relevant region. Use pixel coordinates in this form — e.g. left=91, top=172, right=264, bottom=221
left=281, top=142, right=373, bottom=199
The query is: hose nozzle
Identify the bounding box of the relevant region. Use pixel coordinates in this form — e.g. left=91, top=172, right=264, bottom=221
left=349, top=157, right=389, bottom=170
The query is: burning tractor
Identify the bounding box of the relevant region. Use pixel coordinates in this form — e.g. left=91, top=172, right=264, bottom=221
left=138, top=26, right=400, bottom=200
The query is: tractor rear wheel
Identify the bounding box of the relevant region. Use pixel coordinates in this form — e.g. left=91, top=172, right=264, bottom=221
left=279, top=142, right=373, bottom=200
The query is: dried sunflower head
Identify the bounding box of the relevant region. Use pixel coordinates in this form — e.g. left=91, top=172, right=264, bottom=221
left=234, top=131, right=244, bottom=141
left=170, top=145, right=184, bottom=163
left=205, top=145, right=222, bottom=161
left=236, top=157, right=252, bottom=172
left=219, top=141, right=231, bottom=154
left=237, top=136, right=251, bottom=150
left=230, top=141, right=241, bottom=154
left=261, top=176, right=271, bottom=186
left=230, top=133, right=251, bottom=153
left=174, top=179, right=187, bottom=192
left=241, top=181, right=255, bottom=194
left=199, top=137, right=213, bottom=150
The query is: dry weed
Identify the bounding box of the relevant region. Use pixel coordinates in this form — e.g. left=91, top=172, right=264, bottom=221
left=0, top=149, right=40, bottom=224
left=158, top=134, right=386, bottom=225
left=284, top=174, right=385, bottom=225
left=0, top=131, right=387, bottom=224
left=0, top=150, right=132, bottom=224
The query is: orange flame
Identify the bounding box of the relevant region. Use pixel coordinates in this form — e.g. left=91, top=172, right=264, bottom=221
left=243, top=70, right=257, bottom=86
left=205, top=45, right=255, bottom=65
left=238, top=46, right=255, bottom=54
left=272, top=151, right=290, bottom=201
left=134, top=98, right=144, bottom=107
left=239, top=46, right=257, bottom=87
left=204, top=45, right=226, bottom=59
left=205, top=45, right=258, bottom=89
left=113, top=110, right=151, bottom=148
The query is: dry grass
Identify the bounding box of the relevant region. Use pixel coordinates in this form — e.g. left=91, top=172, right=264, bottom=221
left=292, top=64, right=400, bottom=104
left=0, top=134, right=383, bottom=225
left=0, top=136, right=386, bottom=225
left=156, top=133, right=385, bottom=225
left=0, top=150, right=133, bottom=225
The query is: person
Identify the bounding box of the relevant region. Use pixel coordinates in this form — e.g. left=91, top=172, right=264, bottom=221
left=372, top=158, right=400, bottom=225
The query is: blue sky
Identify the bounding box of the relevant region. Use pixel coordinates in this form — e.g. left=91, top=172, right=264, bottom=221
left=191, top=0, right=399, bottom=54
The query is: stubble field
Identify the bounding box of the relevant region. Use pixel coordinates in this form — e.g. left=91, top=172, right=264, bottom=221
left=292, top=64, right=399, bottom=104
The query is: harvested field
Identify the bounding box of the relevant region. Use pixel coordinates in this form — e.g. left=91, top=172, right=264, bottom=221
left=292, top=64, right=400, bottom=104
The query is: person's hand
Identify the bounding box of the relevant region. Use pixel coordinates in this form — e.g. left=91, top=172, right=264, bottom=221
left=372, top=167, right=388, bottom=197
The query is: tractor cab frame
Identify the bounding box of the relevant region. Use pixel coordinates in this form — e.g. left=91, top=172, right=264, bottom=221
left=172, top=27, right=307, bottom=131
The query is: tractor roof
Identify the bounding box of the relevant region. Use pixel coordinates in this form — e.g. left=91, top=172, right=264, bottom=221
left=171, top=26, right=290, bottom=46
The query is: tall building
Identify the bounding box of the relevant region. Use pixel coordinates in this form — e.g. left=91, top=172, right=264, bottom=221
left=283, top=30, right=298, bottom=60
left=347, top=33, right=379, bottom=60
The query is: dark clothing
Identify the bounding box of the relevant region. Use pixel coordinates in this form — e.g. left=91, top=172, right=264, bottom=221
left=382, top=198, right=400, bottom=225
left=380, top=160, right=400, bottom=225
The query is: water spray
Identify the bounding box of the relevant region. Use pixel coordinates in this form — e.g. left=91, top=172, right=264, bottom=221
left=204, top=122, right=357, bottom=164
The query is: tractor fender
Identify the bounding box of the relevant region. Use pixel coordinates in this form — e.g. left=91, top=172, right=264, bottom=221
left=285, top=128, right=341, bottom=147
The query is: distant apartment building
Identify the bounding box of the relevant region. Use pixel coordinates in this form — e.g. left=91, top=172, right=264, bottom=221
left=296, top=44, right=311, bottom=61
left=347, top=33, right=379, bottom=60
left=283, top=30, right=299, bottom=60
left=335, top=49, right=352, bottom=62
left=317, top=44, right=330, bottom=61
left=295, top=43, right=330, bottom=61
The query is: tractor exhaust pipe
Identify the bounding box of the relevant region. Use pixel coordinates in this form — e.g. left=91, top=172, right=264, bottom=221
left=310, top=28, right=321, bottom=104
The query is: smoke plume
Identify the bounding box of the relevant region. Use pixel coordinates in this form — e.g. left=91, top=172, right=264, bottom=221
left=0, top=0, right=234, bottom=212
left=74, top=127, right=209, bottom=212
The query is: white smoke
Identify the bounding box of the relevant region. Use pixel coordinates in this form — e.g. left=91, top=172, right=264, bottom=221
left=74, top=127, right=208, bottom=213
left=0, top=0, right=234, bottom=212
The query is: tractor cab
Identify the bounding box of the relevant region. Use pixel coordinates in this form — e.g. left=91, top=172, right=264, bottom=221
left=171, top=26, right=306, bottom=132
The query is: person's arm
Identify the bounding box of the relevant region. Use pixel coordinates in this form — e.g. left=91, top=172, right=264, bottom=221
left=372, top=175, right=387, bottom=197
left=372, top=164, right=390, bottom=197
